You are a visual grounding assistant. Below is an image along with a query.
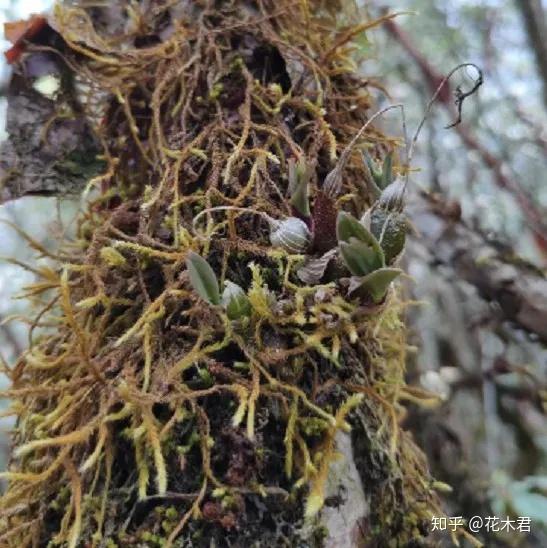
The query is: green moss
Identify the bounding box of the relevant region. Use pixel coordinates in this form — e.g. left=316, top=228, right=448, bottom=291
left=209, top=83, right=224, bottom=100
left=0, top=1, right=441, bottom=547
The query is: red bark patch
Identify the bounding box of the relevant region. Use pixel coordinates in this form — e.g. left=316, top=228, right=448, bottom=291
left=4, top=15, right=48, bottom=64
left=312, top=190, right=338, bottom=253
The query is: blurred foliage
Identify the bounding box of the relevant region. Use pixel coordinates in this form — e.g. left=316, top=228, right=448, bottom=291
left=373, top=0, right=546, bottom=259
left=366, top=1, right=547, bottom=543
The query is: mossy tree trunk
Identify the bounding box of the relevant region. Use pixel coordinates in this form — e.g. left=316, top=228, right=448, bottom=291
left=0, top=2, right=445, bottom=547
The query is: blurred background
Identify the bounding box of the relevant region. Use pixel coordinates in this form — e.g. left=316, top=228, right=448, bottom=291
left=0, top=0, right=545, bottom=545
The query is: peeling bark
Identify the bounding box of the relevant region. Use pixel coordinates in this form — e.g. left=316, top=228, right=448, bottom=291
left=321, top=433, right=369, bottom=548
left=415, top=192, right=547, bottom=343
left=0, top=29, right=102, bottom=203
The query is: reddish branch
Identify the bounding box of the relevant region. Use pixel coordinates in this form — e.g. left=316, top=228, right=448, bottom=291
left=384, top=18, right=547, bottom=253
left=383, top=19, right=451, bottom=106
left=515, top=0, right=547, bottom=111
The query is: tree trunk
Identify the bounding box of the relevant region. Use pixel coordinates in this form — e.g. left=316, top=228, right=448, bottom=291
left=0, top=3, right=441, bottom=547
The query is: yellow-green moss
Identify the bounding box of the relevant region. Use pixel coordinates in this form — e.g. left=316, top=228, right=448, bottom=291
left=0, top=1, right=449, bottom=547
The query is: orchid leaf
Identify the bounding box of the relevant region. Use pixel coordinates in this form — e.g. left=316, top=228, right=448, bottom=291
left=339, top=238, right=383, bottom=276
left=336, top=212, right=385, bottom=266
left=370, top=209, right=407, bottom=264
left=186, top=252, right=221, bottom=305
left=348, top=268, right=402, bottom=302
left=222, top=280, right=251, bottom=319
left=381, top=151, right=393, bottom=189
left=288, top=157, right=311, bottom=217
left=362, top=150, right=383, bottom=188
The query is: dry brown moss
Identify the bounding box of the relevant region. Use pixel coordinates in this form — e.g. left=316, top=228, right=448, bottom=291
left=0, top=1, right=458, bottom=546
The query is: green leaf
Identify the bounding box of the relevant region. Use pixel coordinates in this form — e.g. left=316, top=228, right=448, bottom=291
left=381, top=152, right=393, bottom=189
left=288, top=157, right=311, bottom=217
left=378, top=177, right=406, bottom=212
left=339, top=238, right=383, bottom=276
left=336, top=212, right=385, bottom=265
left=370, top=209, right=407, bottom=264
left=507, top=476, right=547, bottom=524
left=222, top=280, right=251, bottom=320
left=186, top=252, right=220, bottom=305
left=362, top=150, right=382, bottom=188
left=348, top=268, right=402, bottom=303
left=336, top=211, right=373, bottom=244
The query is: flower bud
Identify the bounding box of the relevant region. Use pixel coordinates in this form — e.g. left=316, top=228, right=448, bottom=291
left=222, top=281, right=251, bottom=320
left=269, top=217, right=311, bottom=254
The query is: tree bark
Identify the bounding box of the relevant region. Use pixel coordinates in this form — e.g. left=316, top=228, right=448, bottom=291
left=515, top=0, right=547, bottom=111
left=0, top=3, right=438, bottom=547
left=0, top=42, right=101, bottom=203
left=415, top=191, right=547, bottom=343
